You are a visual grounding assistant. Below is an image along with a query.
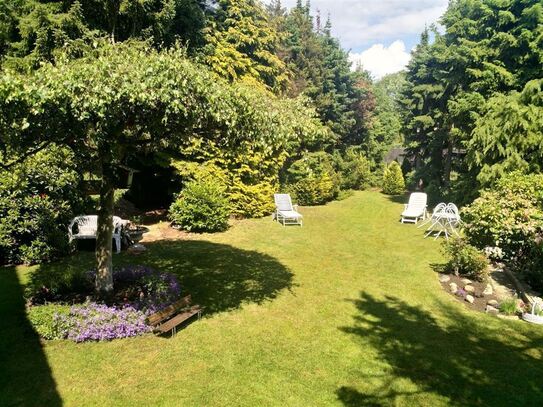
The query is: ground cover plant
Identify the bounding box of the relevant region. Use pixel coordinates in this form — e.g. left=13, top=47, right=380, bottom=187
left=2, top=192, right=543, bottom=406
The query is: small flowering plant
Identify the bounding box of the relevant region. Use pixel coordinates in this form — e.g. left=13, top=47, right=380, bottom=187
left=455, top=288, right=467, bottom=298
left=483, top=246, right=504, bottom=260
left=55, top=302, right=151, bottom=342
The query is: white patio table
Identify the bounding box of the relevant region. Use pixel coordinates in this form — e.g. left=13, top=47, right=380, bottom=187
left=424, top=210, right=460, bottom=240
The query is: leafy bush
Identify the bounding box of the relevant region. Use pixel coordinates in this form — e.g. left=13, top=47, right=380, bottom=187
left=464, top=173, right=543, bottom=253
left=27, top=304, right=71, bottom=340
left=333, top=148, right=372, bottom=190
left=382, top=161, right=405, bottom=195
left=169, top=179, right=230, bottom=232
left=0, top=146, right=86, bottom=265
left=463, top=173, right=543, bottom=290
left=443, top=238, right=489, bottom=281
left=228, top=179, right=276, bottom=218
left=285, top=152, right=340, bottom=206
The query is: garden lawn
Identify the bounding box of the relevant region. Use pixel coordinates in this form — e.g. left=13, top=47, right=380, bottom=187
left=2, top=191, right=543, bottom=406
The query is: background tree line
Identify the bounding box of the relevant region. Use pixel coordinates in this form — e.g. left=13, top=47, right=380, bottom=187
left=401, top=0, right=543, bottom=203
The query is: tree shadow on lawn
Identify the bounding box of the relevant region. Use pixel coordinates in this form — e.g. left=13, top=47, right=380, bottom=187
left=0, top=266, right=62, bottom=407
left=337, top=293, right=543, bottom=406
left=382, top=193, right=408, bottom=205
left=130, top=239, right=295, bottom=316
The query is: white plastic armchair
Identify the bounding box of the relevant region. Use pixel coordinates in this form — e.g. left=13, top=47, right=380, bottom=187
left=401, top=193, right=428, bottom=224
left=274, top=194, right=303, bottom=226
left=68, top=215, right=124, bottom=253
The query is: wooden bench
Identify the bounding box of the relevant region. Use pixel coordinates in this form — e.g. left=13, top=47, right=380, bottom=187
left=147, top=295, right=203, bottom=336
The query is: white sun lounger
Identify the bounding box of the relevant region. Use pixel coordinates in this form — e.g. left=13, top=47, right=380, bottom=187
left=274, top=194, right=303, bottom=226
left=401, top=192, right=428, bottom=224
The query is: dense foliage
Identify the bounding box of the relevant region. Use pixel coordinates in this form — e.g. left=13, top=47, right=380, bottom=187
left=463, top=172, right=543, bottom=289
left=333, top=147, right=372, bottom=190
left=443, top=238, right=490, bottom=281
left=169, top=179, right=230, bottom=232
left=0, top=146, right=85, bottom=264
left=0, top=0, right=208, bottom=68
left=284, top=152, right=340, bottom=206
left=205, top=0, right=288, bottom=93
left=402, top=0, right=543, bottom=199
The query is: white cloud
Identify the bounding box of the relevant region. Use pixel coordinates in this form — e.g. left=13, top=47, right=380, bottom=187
left=264, top=0, right=448, bottom=50
left=349, top=40, right=410, bottom=79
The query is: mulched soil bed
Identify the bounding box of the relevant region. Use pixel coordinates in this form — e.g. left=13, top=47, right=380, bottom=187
left=439, top=273, right=501, bottom=313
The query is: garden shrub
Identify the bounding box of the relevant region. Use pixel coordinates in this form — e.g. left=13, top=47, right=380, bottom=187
left=443, top=238, right=490, bottom=281
left=382, top=161, right=405, bottom=195
left=462, top=173, right=543, bottom=289
left=521, top=238, right=543, bottom=291
left=333, top=148, right=372, bottom=190
left=463, top=173, right=543, bottom=291
left=169, top=179, right=230, bottom=232
left=228, top=179, right=276, bottom=218
left=284, top=152, right=340, bottom=205
left=171, top=145, right=280, bottom=218
left=0, top=146, right=86, bottom=264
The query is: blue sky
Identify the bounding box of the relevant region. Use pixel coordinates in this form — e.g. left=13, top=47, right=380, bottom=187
left=264, top=0, right=448, bottom=78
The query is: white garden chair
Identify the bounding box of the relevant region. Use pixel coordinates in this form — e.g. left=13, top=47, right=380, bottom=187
left=418, top=202, right=447, bottom=228
left=273, top=194, right=303, bottom=226
left=401, top=192, right=428, bottom=224
left=69, top=215, right=124, bottom=253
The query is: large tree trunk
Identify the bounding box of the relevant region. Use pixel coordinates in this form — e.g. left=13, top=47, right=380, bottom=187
left=95, top=160, right=116, bottom=298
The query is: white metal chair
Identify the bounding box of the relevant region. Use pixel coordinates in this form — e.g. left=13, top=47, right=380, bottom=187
left=273, top=194, right=303, bottom=226
left=69, top=215, right=124, bottom=253
left=418, top=202, right=447, bottom=228
left=401, top=192, right=428, bottom=224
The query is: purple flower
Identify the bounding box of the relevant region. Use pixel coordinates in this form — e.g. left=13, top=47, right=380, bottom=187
left=54, top=301, right=152, bottom=342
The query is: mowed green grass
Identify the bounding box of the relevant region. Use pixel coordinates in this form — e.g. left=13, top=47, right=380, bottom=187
left=2, top=191, right=543, bottom=406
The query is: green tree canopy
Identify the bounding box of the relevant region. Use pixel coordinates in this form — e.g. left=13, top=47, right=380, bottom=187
left=204, top=0, right=289, bottom=93
left=0, top=41, right=326, bottom=295
left=469, top=79, right=543, bottom=184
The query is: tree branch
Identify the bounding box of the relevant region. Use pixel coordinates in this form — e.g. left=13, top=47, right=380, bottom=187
left=0, top=141, right=52, bottom=170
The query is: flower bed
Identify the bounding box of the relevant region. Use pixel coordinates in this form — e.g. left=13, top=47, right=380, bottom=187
left=60, top=303, right=151, bottom=342
left=27, top=265, right=182, bottom=342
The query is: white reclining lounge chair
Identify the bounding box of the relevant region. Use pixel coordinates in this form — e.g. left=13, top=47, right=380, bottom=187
left=69, top=215, right=124, bottom=253
left=401, top=192, right=428, bottom=224
left=274, top=194, right=303, bottom=226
